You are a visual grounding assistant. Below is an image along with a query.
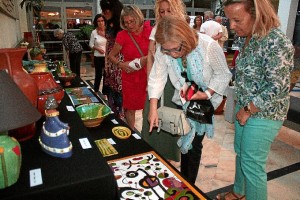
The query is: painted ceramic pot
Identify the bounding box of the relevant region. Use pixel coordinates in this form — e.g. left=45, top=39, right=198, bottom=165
left=0, top=48, right=39, bottom=141
left=30, top=72, right=64, bottom=114
left=0, top=133, right=21, bottom=189
left=58, top=73, right=76, bottom=86
left=32, top=63, right=48, bottom=73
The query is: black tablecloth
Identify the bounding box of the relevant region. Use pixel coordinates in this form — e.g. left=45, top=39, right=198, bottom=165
left=0, top=79, right=118, bottom=200
left=61, top=77, right=154, bottom=160
left=0, top=75, right=209, bottom=200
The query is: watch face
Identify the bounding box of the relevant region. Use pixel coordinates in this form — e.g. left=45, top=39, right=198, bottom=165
left=244, top=105, right=250, bottom=112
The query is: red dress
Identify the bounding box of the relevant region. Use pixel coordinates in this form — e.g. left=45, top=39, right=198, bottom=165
left=115, top=21, right=152, bottom=110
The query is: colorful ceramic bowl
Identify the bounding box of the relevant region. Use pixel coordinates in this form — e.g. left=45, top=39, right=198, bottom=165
left=58, top=73, right=76, bottom=86
left=112, top=126, right=131, bottom=139
left=75, top=103, right=111, bottom=127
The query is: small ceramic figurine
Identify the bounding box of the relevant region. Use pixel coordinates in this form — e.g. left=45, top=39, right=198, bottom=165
left=39, top=96, right=73, bottom=158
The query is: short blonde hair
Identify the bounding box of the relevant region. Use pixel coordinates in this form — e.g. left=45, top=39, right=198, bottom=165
left=223, top=0, right=280, bottom=38
left=120, top=5, right=144, bottom=30
left=155, top=15, right=198, bottom=54
left=154, top=0, right=186, bottom=22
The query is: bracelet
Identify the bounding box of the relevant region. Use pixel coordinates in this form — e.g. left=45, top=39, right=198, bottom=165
left=204, top=90, right=212, bottom=100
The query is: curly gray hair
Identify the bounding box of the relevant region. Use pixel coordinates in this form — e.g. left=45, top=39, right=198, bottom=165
left=53, top=29, right=64, bottom=38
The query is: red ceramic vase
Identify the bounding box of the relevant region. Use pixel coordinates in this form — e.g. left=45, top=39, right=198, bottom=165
left=0, top=48, right=39, bottom=141
left=30, top=72, right=64, bottom=114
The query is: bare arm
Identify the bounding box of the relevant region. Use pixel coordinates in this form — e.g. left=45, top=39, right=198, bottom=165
left=147, top=40, right=156, bottom=79
left=108, top=42, right=132, bottom=73
left=108, top=42, right=147, bottom=73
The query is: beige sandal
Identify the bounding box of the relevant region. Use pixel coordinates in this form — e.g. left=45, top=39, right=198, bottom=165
left=216, top=191, right=245, bottom=200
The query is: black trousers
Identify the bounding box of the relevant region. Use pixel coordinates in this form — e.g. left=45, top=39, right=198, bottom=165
left=93, top=56, right=105, bottom=92
left=69, top=51, right=82, bottom=76
left=181, top=133, right=205, bottom=184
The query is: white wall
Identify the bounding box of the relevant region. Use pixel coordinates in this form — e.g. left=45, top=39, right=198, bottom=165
left=278, top=0, right=299, bottom=41
left=0, top=0, right=28, bottom=48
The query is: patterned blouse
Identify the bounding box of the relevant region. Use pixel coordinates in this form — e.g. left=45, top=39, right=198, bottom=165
left=236, top=28, right=294, bottom=121
left=62, top=32, right=83, bottom=53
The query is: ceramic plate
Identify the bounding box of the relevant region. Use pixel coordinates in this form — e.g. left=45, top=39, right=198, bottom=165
left=112, top=126, right=131, bottom=139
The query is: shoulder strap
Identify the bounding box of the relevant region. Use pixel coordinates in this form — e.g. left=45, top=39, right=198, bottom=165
left=128, top=32, right=144, bottom=57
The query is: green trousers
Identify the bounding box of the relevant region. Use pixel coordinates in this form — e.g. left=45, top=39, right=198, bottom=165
left=233, top=105, right=283, bottom=200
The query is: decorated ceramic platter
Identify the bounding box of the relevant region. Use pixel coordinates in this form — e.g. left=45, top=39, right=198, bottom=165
left=112, top=126, right=131, bottom=139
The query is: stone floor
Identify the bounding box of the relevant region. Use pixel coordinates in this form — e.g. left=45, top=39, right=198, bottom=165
left=198, top=115, right=300, bottom=200
left=80, top=64, right=300, bottom=200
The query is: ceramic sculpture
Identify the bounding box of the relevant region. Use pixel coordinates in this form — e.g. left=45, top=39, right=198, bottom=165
left=39, top=96, right=72, bottom=158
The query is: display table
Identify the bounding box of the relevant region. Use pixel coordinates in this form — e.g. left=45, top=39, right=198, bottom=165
left=0, top=93, right=118, bottom=200
left=0, top=75, right=209, bottom=200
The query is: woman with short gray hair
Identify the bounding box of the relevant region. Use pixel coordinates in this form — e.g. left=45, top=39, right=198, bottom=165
left=54, top=29, right=83, bottom=76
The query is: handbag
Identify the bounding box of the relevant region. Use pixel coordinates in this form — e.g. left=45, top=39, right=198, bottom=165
left=157, top=106, right=191, bottom=136
left=186, top=85, right=214, bottom=124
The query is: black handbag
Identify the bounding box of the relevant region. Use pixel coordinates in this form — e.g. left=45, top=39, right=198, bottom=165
left=186, top=84, right=214, bottom=124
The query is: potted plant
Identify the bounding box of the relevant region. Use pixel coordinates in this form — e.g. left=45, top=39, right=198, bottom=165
left=76, top=25, right=94, bottom=40
left=30, top=47, right=42, bottom=60
left=20, top=0, right=44, bottom=22
left=20, top=0, right=44, bottom=43
left=76, top=24, right=95, bottom=66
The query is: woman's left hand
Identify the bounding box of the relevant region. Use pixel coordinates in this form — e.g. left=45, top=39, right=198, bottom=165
left=236, top=108, right=251, bottom=126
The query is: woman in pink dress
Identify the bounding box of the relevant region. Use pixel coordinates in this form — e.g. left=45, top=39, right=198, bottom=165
left=108, top=5, right=152, bottom=131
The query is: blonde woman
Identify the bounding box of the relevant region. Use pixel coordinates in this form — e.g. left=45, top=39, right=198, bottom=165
left=147, top=0, right=186, bottom=77
left=142, top=0, right=186, bottom=163
left=148, top=15, right=231, bottom=184
left=217, top=0, right=294, bottom=199
left=108, top=5, right=152, bottom=131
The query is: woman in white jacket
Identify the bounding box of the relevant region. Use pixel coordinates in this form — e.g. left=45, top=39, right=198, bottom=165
left=148, top=15, right=232, bottom=184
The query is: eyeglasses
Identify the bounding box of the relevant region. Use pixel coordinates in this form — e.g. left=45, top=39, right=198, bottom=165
left=124, top=19, right=136, bottom=26
left=161, top=43, right=183, bottom=55
left=97, top=20, right=104, bottom=22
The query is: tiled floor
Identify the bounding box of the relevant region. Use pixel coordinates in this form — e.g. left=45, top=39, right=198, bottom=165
left=81, top=64, right=300, bottom=200
left=198, top=115, right=300, bottom=200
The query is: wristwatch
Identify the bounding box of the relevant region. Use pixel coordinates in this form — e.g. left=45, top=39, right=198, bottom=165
left=244, top=103, right=251, bottom=114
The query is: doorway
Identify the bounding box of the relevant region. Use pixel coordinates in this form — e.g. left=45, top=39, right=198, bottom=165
left=37, top=1, right=96, bottom=66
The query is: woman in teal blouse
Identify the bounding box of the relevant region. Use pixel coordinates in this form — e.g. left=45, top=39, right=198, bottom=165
left=217, top=0, right=294, bottom=200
